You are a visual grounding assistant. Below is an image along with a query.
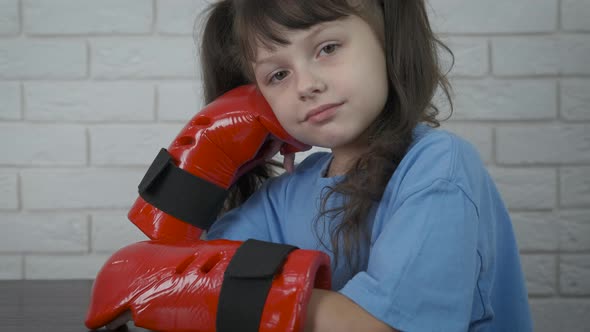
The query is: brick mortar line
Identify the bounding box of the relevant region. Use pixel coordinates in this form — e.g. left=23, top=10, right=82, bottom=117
left=486, top=38, right=492, bottom=75
left=19, top=81, right=24, bottom=120
left=22, top=32, right=162, bottom=38
left=0, top=209, right=129, bottom=213
left=1, top=35, right=195, bottom=40
left=154, top=84, right=159, bottom=121
left=85, top=127, right=91, bottom=166
left=1, top=79, right=197, bottom=83
left=18, top=0, right=22, bottom=36
left=552, top=295, right=590, bottom=299
left=450, top=119, right=590, bottom=125
left=488, top=74, right=590, bottom=80
left=87, top=214, right=93, bottom=254
left=449, top=76, right=590, bottom=80
left=495, top=163, right=590, bottom=168
left=557, top=0, right=562, bottom=31
left=507, top=208, right=560, bottom=213
left=0, top=165, right=149, bottom=169
left=557, top=167, right=563, bottom=210
left=152, top=0, right=157, bottom=34
left=85, top=39, right=91, bottom=79
left=520, top=251, right=590, bottom=255
left=0, top=77, right=199, bottom=82
left=16, top=170, right=22, bottom=211
left=491, top=127, right=498, bottom=165
left=16, top=209, right=136, bottom=214
left=556, top=250, right=562, bottom=297
left=554, top=168, right=560, bottom=211
left=453, top=119, right=572, bottom=126
left=0, top=211, right=130, bottom=216
left=556, top=79, right=563, bottom=120
left=442, top=31, right=590, bottom=37
left=20, top=252, right=102, bottom=256
left=0, top=120, right=175, bottom=125
left=528, top=294, right=590, bottom=299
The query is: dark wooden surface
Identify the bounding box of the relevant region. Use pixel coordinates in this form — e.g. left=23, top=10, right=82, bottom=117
left=0, top=280, right=151, bottom=332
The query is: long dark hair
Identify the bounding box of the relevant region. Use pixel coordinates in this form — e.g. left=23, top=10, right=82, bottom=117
left=197, top=0, right=454, bottom=271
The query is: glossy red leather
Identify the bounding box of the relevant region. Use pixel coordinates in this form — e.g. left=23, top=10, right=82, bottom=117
left=85, top=239, right=331, bottom=332
left=128, top=85, right=310, bottom=242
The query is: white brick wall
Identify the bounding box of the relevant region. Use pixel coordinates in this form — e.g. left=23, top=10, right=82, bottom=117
left=0, top=0, right=588, bottom=330
left=23, top=0, right=153, bottom=35
left=25, top=82, right=155, bottom=122
left=0, top=40, right=87, bottom=79
left=0, top=82, right=20, bottom=119
left=562, top=79, right=590, bottom=120
left=0, top=0, right=20, bottom=36
left=493, top=36, right=590, bottom=76
left=451, top=79, right=557, bottom=120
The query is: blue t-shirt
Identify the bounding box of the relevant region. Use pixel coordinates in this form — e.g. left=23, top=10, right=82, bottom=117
left=206, top=124, right=533, bottom=331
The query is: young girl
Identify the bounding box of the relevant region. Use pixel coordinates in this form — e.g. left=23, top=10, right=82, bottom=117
left=199, top=0, right=532, bottom=331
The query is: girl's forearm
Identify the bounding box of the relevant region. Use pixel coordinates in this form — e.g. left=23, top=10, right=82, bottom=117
left=304, top=289, right=398, bottom=332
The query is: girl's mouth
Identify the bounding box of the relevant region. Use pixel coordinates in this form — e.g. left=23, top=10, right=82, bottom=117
left=305, top=102, right=344, bottom=124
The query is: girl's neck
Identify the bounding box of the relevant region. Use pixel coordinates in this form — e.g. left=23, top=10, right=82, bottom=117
left=325, top=130, right=373, bottom=177
left=326, top=143, right=368, bottom=177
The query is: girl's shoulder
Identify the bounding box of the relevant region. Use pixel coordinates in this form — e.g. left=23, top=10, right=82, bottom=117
left=388, top=123, right=489, bottom=202
left=407, top=123, right=484, bottom=178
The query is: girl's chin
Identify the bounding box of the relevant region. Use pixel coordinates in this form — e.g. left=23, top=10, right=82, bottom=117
left=310, top=139, right=358, bottom=151
left=295, top=129, right=361, bottom=150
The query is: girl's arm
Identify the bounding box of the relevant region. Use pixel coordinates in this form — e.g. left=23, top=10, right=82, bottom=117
left=305, top=289, right=398, bottom=332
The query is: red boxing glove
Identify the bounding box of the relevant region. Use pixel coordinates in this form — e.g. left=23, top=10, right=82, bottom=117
left=85, top=239, right=331, bottom=332
left=129, top=85, right=310, bottom=242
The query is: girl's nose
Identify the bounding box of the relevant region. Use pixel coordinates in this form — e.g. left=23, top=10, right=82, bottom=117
left=297, top=69, right=327, bottom=101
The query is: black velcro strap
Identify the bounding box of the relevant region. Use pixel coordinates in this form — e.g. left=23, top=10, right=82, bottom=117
left=137, top=148, right=228, bottom=230
left=217, top=239, right=298, bottom=332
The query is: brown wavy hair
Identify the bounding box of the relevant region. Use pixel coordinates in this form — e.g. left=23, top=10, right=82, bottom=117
left=197, top=0, right=454, bottom=271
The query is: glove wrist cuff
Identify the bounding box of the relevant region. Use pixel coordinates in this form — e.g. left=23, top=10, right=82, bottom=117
left=217, top=239, right=331, bottom=332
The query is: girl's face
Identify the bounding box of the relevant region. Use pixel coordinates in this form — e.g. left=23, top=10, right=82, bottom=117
left=252, top=14, right=388, bottom=154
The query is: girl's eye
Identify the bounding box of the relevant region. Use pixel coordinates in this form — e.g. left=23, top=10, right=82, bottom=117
left=319, top=43, right=340, bottom=56
left=265, top=43, right=340, bottom=85
left=269, top=70, right=289, bottom=84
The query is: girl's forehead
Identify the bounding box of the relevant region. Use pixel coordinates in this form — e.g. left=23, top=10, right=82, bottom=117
left=234, top=0, right=367, bottom=63
left=252, top=19, right=348, bottom=60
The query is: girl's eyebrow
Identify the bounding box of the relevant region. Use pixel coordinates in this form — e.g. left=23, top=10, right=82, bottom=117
left=255, top=22, right=341, bottom=66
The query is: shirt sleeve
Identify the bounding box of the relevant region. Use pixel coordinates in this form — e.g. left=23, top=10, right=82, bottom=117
left=339, top=178, right=481, bottom=332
